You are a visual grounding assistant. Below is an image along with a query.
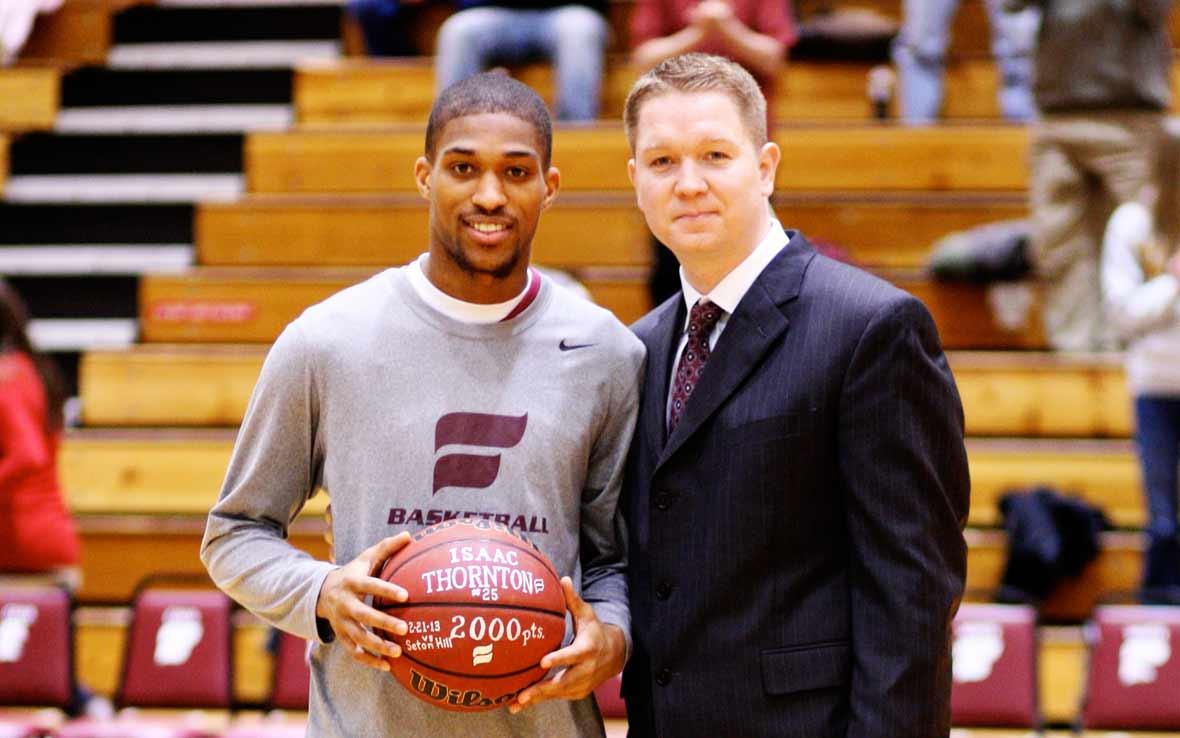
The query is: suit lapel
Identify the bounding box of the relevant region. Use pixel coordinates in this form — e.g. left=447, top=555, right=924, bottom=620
left=640, top=296, right=685, bottom=454
left=656, top=232, right=816, bottom=470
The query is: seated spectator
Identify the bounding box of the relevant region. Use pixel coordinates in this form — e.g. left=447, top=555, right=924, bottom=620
left=1102, top=195, right=1180, bottom=605
left=348, top=0, right=432, bottom=57
left=0, top=279, right=78, bottom=589
left=892, top=0, right=1038, bottom=124
left=434, top=0, right=609, bottom=122
left=0, top=0, right=62, bottom=66
left=630, top=0, right=796, bottom=121
left=629, top=0, right=797, bottom=304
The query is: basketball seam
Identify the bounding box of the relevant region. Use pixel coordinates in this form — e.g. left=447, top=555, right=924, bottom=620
left=396, top=650, right=554, bottom=681
left=377, top=600, right=566, bottom=619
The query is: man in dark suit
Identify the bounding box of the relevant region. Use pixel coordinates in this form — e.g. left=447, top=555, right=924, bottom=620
left=619, top=53, right=970, bottom=737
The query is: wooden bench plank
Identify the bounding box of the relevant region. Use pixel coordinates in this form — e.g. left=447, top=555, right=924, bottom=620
left=966, top=529, right=1142, bottom=622
left=139, top=267, right=650, bottom=342
left=197, top=195, right=652, bottom=269
left=140, top=268, right=1045, bottom=347
left=61, top=429, right=331, bottom=517
left=80, top=345, right=263, bottom=426
left=199, top=192, right=1024, bottom=271
left=0, top=68, right=59, bottom=131
left=75, top=515, right=327, bottom=603
left=952, top=352, right=1131, bottom=437
left=59, top=430, right=1145, bottom=528
left=246, top=125, right=1030, bottom=194
left=80, top=348, right=1128, bottom=432
left=18, top=0, right=146, bottom=65
left=967, top=439, right=1141, bottom=528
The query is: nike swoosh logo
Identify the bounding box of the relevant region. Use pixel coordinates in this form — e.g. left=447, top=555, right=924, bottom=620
left=559, top=339, right=596, bottom=351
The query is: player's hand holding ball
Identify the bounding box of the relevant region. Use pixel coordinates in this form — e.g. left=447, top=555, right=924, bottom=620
left=509, top=575, right=627, bottom=713
left=315, top=532, right=412, bottom=672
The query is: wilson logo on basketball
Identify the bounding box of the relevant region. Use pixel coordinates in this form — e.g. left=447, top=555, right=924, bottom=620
left=432, top=412, right=527, bottom=494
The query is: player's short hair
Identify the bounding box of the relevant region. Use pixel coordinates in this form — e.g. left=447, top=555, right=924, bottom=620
left=425, top=72, right=553, bottom=167
left=624, top=53, right=768, bottom=151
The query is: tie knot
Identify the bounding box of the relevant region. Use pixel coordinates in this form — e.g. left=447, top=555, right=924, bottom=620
left=687, top=300, right=724, bottom=338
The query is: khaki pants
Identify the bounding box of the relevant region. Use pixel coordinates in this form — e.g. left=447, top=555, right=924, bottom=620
left=1030, top=110, right=1165, bottom=351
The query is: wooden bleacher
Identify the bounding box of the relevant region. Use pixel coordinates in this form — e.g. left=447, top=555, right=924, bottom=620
left=18, top=0, right=146, bottom=65
left=296, top=57, right=1180, bottom=125
left=198, top=194, right=652, bottom=269
left=80, top=348, right=1122, bottom=435
left=197, top=192, right=1024, bottom=271
left=0, top=68, right=59, bottom=131
left=59, top=429, right=1140, bottom=526
left=950, top=352, right=1130, bottom=437
left=245, top=124, right=1029, bottom=194
left=137, top=267, right=651, bottom=339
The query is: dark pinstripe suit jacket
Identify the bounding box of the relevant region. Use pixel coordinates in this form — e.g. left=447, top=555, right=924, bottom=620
left=621, top=231, right=970, bottom=738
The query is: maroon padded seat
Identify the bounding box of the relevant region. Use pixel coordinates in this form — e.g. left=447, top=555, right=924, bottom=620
left=0, top=584, right=73, bottom=738
left=1081, top=604, right=1180, bottom=730
left=593, top=674, right=625, bottom=719
left=0, top=585, right=72, bottom=709
left=950, top=602, right=1038, bottom=728
left=267, top=632, right=309, bottom=712
left=57, top=588, right=233, bottom=738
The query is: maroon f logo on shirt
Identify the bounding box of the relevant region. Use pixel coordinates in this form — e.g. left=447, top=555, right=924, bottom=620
left=432, top=412, right=528, bottom=494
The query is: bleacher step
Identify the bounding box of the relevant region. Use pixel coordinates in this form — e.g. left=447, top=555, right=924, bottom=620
left=60, top=429, right=1142, bottom=525
left=80, top=348, right=1121, bottom=431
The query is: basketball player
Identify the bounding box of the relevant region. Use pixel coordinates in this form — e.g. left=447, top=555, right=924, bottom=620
left=201, top=72, right=641, bottom=737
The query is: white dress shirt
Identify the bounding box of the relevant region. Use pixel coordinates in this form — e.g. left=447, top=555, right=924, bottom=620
left=666, top=221, right=790, bottom=422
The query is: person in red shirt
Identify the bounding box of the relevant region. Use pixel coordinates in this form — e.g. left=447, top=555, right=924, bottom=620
left=630, top=0, right=797, bottom=122
left=630, top=0, right=798, bottom=307
left=0, top=279, right=79, bottom=587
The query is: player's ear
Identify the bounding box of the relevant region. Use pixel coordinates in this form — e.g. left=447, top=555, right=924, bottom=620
left=414, top=156, right=432, bottom=200
left=541, top=166, right=560, bottom=210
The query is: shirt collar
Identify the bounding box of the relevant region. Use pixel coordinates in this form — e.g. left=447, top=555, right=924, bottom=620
left=407, top=253, right=534, bottom=324
left=679, top=220, right=789, bottom=319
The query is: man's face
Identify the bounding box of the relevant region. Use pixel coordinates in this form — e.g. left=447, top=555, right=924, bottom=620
left=628, top=91, right=779, bottom=267
left=416, top=112, right=558, bottom=288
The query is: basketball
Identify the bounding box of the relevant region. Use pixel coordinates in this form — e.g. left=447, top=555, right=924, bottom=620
left=374, top=519, right=567, bottom=712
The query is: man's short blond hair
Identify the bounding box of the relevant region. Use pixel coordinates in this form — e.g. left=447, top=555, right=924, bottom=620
left=624, top=53, right=768, bottom=151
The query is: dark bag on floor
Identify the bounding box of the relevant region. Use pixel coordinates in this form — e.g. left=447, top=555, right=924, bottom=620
left=996, top=486, right=1111, bottom=603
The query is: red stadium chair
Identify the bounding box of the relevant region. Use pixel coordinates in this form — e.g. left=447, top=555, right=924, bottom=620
left=1080, top=604, right=1180, bottom=730
left=222, top=631, right=310, bottom=738
left=0, top=584, right=73, bottom=738
left=267, top=632, right=310, bottom=712
left=950, top=603, right=1039, bottom=728
left=58, top=586, right=233, bottom=738
left=593, top=674, right=626, bottom=719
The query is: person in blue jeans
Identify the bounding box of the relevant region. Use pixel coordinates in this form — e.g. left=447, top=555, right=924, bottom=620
left=892, top=0, right=1039, bottom=124
left=434, top=1, right=609, bottom=121
left=1103, top=197, right=1180, bottom=604
left=348, top=0, right=430, bottom=57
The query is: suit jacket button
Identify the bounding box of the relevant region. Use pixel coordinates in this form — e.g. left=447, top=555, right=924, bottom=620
left=655, top=668, right=672, bottom=686
left=655, top=581, right=673, bottom=600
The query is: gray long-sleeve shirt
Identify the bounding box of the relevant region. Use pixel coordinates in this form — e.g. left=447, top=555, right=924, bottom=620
left=201, top=267, right=644, bottom=737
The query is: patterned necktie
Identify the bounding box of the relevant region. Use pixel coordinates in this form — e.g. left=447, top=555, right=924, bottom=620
left=668, top=300, right=725, bottom=433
